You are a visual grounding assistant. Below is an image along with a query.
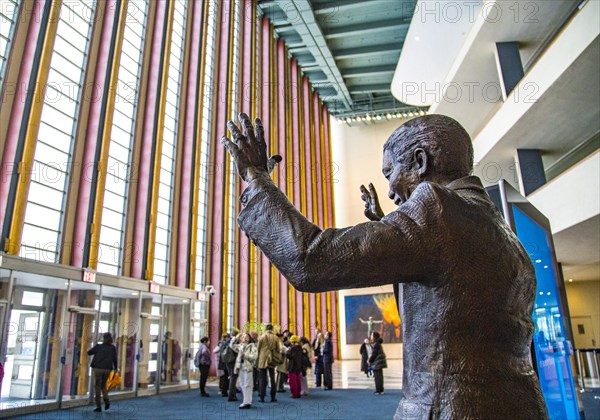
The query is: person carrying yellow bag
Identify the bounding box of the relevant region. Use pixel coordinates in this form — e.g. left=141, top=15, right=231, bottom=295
left=87, top=332, right=118, bottom=412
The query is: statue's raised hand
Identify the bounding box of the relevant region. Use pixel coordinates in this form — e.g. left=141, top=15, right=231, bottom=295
left=360, top=183, right=385, bottom=221
left=221, top=113, right=282, bottom=182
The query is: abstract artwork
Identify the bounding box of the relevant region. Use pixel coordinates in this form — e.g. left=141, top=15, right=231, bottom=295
left=344, top=293, right=401, bottom=344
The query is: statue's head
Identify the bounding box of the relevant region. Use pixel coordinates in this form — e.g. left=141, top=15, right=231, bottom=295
left=383, top=114, right=473, bottom=205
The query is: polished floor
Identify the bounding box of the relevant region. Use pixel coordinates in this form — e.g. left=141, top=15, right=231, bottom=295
left=6, top=359, right=600, bottom=419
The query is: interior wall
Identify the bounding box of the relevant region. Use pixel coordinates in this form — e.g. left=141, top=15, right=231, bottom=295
left=565, top=280, right=600, bottom=348
left=331, top=119, right=407, bottom=360
left=330, top=119, right=402, bottom=228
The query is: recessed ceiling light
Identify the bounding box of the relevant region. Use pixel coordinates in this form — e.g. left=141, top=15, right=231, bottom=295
left=366, top=114, right=371, bottom=121
left=539, top=291, right=543, bottom=295
left=568, top=278, right=573, bottom=282
left=396, top=112, right=402, bottom=118
left=131, top=292, right=137, bottom=295
left=386, top=113, right=392, bottom=119
left=414, top=36, right=420, bottom=41
left=535, top=259, right=541, bottom=263
left=546, top=292, right=551, bottom=295
left=543, top=265, right=548, bottom=269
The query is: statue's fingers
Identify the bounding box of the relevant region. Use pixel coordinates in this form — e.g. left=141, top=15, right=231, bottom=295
left=227, top=121, right=243, bottom=144
left=267, top=155, right=282, bottom=174
left=254, top=118, right=266, bottom=148
left=220, top=136, right=239, bottom=155
left=238, top=113, right=255, bottom=142
left=368, top=182, right=379, bottom=199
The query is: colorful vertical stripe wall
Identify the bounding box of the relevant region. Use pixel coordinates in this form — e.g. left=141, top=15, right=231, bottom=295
left=0, top=0, right=338, bottom=360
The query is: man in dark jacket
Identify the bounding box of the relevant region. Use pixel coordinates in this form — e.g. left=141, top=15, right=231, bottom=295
left=322, top=332, right=334, bottom=390
left=369, top=332, right=387, bottom=395
left=87, top=332, right=118, bottom=412
left=222, top=113, right=548, bottom=419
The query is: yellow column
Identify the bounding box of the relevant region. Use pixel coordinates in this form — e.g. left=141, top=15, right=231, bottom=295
left=145, top=0, right=176, bottom=280
left=4, top=0, right=63, bottom=254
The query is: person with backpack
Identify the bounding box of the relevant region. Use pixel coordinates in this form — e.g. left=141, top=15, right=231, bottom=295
left=256, top=324, right=280, bottom=403
left=195, top=337, right=211, bottom=397
left=215, top=333, right=230, bottom=397
left=285, top=335, right=305, bottom=398
left=87, top=332, right=118, bottom=412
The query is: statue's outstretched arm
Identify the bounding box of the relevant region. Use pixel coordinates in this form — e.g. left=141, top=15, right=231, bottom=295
left=223, top=113, right=438, bottom=293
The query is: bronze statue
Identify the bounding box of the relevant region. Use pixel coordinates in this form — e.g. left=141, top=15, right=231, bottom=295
left=222, top=113, right=548, bottom=419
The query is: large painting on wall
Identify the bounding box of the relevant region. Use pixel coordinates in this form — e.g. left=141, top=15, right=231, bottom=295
left=344, top=293, right=402, bottom=344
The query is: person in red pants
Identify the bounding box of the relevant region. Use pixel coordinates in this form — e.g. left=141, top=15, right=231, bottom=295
left=285, top=335, right=304, bottom=398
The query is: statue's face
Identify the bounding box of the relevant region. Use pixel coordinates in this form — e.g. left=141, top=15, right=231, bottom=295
left=382, top=148, right=420, bottom=206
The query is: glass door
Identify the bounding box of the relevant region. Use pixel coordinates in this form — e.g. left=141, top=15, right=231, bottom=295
left=60, top=281, right=100, bottom=407
left=99, top=286, right=140, bottom=394
left=161, top=296, right=190, bottom=389
left=2, top=273, right=67, bottom=409
left=137, top=293, right=162, bottom=396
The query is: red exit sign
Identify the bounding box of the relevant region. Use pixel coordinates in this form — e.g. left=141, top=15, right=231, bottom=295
left=83, top=270, right=96, bottom=283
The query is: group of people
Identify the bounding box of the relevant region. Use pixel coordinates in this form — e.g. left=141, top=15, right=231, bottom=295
left=194, top=325, right=335, bottom=410
left=359, top=331, right=388, bottom=395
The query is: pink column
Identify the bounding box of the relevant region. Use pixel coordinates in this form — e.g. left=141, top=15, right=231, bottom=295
left=175, top=0, right=203, bottom=288
left=301, top=76, right=318, bottom=333
left=313, top=93, right=324, bottom=228
left=291, top=60, right=304, bottom=336
left=259, top=18, right=271, bottom=323
left=236, top=0, right=254, bottom=327
left=70, top=0, right=118, bottom=267
left=322, top=105, right=334, bottom=228
left=1, top=0, right=46, bottom=241
left=131, top=0, right=168, bottom=278
left=276, top=39, right=288, bottom=329
left=208, top=0, right=231, bottom=356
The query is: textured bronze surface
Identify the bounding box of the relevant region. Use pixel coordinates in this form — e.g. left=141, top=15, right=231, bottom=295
left=223, top=113, right=548, bottom=419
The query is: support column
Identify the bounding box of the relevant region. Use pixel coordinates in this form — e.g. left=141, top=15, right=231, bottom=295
left=495, top=42, right=524, bottom=100
left=515, top=149, right=547, bottom=196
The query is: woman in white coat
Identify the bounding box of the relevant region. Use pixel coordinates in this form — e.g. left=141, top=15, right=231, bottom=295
left=230, top=333, right=258, bottom=409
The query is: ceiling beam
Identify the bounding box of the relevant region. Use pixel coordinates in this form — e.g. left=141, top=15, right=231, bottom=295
left=343, top=64, right=396, bottom=78
left=275, top=0, right=353, bottom=110
left=313, top=0, right=365, bottom=15
left=349, top=83, right=391, bottom=94
left=334, top=44, right=401, bottom=60
left=324, top=20, right=409, bottom=39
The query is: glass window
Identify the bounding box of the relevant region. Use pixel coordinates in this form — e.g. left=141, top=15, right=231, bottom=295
left=225, top=0, right=242, bottom=331
left=20, top=0, right=96, bottom=262
left=194, top=0, right=218, bottom=291
left=0, top=0, right=21, bottom=88
left=152, top=0, right=187, bottom=285
left=97, top=0, right=149, bottom=275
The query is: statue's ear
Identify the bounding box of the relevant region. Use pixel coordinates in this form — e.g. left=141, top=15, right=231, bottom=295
left=414, top=148, right=428, bottom=177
